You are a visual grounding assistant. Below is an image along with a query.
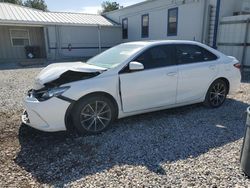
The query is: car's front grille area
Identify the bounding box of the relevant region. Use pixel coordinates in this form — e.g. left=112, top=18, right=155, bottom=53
left=27, top=89, right=47, bottom=101
left=22, top=110, right=30, bottom=124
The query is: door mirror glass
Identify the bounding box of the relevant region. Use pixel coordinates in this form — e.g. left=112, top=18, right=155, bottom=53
left=129, top=61, right=144, bottom=71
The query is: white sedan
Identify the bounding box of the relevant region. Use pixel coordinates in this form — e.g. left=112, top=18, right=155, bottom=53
left=22, top=40, right=241, bottom=134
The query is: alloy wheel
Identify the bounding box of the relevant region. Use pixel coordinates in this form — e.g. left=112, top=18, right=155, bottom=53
left=209, top=82, right=227, bottom=107
left=80, top=101, right=112, bottom=132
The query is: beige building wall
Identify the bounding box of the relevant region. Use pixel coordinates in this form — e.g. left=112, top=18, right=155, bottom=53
left=0, top=26, right=46, bottom=62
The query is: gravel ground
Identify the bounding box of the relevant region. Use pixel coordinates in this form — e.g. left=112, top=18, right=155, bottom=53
left=0, top=66, right=250, bottom=187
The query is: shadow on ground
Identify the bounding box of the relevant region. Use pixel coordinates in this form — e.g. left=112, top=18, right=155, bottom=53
left=15, top=99, right=249, bottom=186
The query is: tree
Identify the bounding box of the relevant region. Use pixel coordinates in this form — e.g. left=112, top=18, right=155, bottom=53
left=0, top=0, right=22, bottom=5
left=24, top=0, right=47, bottom=11
left=101, top=1, right=120, bottom=13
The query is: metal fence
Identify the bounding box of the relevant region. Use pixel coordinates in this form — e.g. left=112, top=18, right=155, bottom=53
left=217, top=16, right=250, bottom=68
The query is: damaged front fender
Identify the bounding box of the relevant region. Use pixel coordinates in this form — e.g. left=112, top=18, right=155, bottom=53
left=33, top=62, right=107, bottom=89
left=29, top=71, right=101, bottom=102
left=44, top=71, right=101, bottom=87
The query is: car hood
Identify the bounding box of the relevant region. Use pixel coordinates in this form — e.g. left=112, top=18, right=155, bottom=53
left=34, top=62, right=106, bottom=89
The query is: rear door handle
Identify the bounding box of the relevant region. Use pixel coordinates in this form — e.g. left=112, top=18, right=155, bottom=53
left=209, top=65, right=216, bottom=70
left=167, top=72, right=177, bottom=76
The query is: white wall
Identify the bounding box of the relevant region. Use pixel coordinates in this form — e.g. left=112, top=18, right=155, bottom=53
left=46, top=26, right=57, bottom=60
left=44, top=0, right=247, bottom=60
left=105, top=0, right=248, bottom=44
left=46, top=25, right=121, bottom=59
left=105, top=0, right=206, bottom=42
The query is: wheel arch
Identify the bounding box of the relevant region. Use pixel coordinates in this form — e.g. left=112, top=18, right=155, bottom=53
left=202, top=77, right=230, bottom=104
left=64, top=91, right=119, bottom=131
left=213, top=77, right=230, bottom=94
left=203, top=77, right=230, bottom=108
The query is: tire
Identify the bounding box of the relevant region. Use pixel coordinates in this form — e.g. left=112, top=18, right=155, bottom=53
left=204, top=79, right=228, bottom=108
left=72, top=95, right=116, bottom=135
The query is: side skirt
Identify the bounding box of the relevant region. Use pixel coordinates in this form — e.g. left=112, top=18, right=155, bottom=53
left=118, top=98, right=205, bottom=119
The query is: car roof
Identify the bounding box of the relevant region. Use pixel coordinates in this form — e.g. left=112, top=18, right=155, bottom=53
left=123, top=40, right=204, bottom=46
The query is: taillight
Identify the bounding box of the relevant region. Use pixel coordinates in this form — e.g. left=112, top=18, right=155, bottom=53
left=234, top=63, right=241, bottom=69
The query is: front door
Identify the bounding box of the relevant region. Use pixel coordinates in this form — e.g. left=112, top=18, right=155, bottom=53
left=119, top=45, right=178, bottom=113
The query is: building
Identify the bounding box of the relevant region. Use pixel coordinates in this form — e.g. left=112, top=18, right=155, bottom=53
left=104, top=0, right=250, bottom=67
left=0, top=2, right=121, bottom=63
left=105, top=0, right=248, bottom=47
left=0, top=0, right=249, bottom=66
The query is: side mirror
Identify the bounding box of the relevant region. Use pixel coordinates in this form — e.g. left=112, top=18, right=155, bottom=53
left=129, top=61, right=144, bottom=71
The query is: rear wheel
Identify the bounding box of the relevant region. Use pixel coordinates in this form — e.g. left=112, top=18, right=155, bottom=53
left=204, top=79, right=228, bottom=108
left=72, top=95, right=116, bottom=135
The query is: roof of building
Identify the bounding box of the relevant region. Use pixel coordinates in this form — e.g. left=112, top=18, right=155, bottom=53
left=0, top=2, right=118, bottom=27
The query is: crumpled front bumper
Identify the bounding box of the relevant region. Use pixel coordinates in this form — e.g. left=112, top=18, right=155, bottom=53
left=22, top=95, right=71, bottom=132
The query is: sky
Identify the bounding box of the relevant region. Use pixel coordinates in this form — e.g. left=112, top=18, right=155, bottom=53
left=45, top=0, right=144, bottom=14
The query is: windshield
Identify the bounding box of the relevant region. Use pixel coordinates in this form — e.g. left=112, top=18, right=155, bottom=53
left=86, top=43, right=145, bottom=69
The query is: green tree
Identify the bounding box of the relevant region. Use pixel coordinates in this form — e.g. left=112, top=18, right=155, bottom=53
left=101, top=1, right=120, bottom=13
left=24, top=0, right=47, bottom=11
left=0, top=0, right=22, bottom=5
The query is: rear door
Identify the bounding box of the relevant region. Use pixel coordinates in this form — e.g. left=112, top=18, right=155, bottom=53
left=119, top=45, right=178, bottom=112
left=175, top=44, right=219, bottom=103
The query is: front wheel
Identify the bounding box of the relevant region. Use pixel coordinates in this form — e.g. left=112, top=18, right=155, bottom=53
left=204, top=79, right=228, bottom=108
left=72, top=95, right=116, bottom=135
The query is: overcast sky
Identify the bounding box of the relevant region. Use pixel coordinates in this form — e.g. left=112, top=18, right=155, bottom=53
left=45, top=0, right=144, bottom=14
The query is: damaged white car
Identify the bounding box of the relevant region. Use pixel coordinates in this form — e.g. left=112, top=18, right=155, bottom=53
left=22, top=41, right=241, bottom=134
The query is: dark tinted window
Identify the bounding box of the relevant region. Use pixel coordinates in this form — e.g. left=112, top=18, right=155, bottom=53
left=135, top=45, right=175, bottom=69
left=168, top=8, right=178, bottom=36
left=122, top=18, right=128, bottom=39
left=176, top=44, right=218, bottom=64
left=141, top=14, right=149, bottom=38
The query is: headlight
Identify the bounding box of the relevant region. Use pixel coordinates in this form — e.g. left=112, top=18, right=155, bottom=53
left=40, top=86, right=70, bottom=101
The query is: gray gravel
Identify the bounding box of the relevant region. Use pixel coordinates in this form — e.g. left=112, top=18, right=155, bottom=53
left=0, top=66, right=250, bottom=187
left=0, top=67, right=42, bottom=112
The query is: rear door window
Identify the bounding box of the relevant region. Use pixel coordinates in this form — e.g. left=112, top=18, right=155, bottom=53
left=175, top=44, right=218, bottom=65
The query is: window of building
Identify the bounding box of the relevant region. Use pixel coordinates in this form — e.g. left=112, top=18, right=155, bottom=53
left=141, top=14, right=149, bottom=38
left=168, top=8, right=178, bottom=36
left=135, top=45, right=175, bottom=69
left=175, top=44, right=218, bottom=64
left=10, top=29, right=30, bottom=47
left=122, top=18, right=128, bottom=39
